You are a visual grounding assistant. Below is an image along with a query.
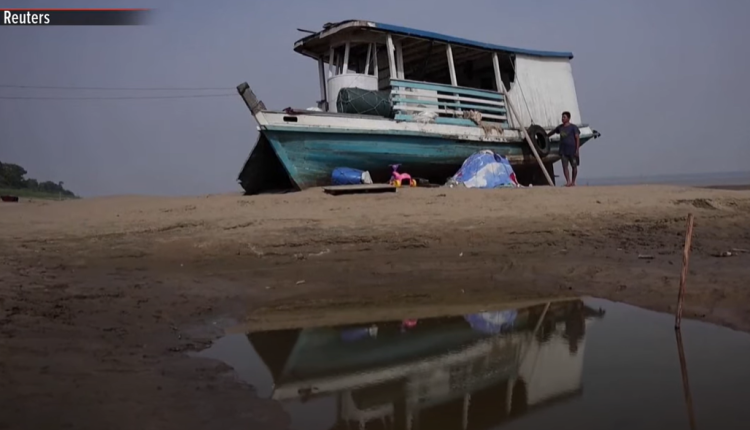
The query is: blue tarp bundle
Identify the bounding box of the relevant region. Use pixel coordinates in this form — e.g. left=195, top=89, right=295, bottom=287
left=447, top=150, right=519, bottom=189
left=331, top=167, right=373, bottom=186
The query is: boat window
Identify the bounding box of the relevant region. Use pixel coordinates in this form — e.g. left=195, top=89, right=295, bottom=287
left=396, top=38, right=516, bottom=91
left=493, top=52, right=516, bottom=92
left=346, top=43, right=376, bottom=75
left=328, top=45, right=347, bottom=76
left=452, top=45, right=515, bottom=91
left=325, top=42, right=381, bottom=77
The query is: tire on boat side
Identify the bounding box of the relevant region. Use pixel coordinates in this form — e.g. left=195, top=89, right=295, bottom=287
left=526, top=124, right=551, bottom=157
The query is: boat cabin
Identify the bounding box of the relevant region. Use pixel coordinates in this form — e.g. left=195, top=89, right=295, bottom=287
left=294, top=20, right=582, bottom=130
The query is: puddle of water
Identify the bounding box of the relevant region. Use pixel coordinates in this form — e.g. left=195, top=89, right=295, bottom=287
left=195, top=298, right=750, bottom=430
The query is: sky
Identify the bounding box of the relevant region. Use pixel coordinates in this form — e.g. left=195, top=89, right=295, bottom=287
left=1, top=0, right=749, bottom=197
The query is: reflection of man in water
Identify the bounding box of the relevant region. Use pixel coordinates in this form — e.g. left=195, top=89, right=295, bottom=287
left=563, top=302, right=586, bottom=354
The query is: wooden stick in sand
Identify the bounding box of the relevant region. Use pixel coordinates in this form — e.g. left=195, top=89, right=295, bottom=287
left=674, top=213, right=695, bottom=329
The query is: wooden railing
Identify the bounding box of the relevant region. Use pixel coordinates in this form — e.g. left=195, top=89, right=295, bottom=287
left=390, top=79, right=509, bottom=128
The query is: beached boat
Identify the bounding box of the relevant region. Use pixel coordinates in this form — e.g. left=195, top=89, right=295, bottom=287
left=236, top=20, right=601, bottom=194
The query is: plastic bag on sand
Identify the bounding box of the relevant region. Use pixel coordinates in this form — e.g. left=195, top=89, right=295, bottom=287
left=446, top=150, right=519, bottom=189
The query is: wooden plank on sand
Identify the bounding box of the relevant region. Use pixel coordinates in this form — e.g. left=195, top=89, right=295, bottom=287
left=323, top=184, right=397, bottom=196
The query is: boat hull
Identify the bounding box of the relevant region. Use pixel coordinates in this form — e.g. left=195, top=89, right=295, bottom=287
left=238, top=126, right=596, bottom=193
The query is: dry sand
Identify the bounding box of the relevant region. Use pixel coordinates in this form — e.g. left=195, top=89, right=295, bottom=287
left=2, top=184, right=750, bottom=429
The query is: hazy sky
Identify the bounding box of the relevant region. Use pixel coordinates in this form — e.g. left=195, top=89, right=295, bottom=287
left=1, top=0, right=748, bottom=196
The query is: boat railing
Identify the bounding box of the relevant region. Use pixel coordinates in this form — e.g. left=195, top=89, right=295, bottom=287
left=390, top=79, right=509, bottom=128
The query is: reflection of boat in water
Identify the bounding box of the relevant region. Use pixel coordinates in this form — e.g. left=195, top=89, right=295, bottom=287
left=248, top=299, right=605, bottom=429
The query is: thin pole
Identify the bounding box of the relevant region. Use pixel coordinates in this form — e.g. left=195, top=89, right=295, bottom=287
left=317, top=58, right=327, bottom=111
left=364, top=43, right=372, bottom=75
left=446, top=44, right=460, bottom=111
left=674, top=213, right=695, bottom=329
left=342, top=42, right=350, bottom=74
left=446, top=45, right=457, bottom=86
left=395, top=40, right=405, bottom=79
left=520, top=302, right=552, bottom=383
left=493, top=53, right=553, bottom=186
left=532, top=302, right=551, bottom=334
left=675, top=329, right=698, bottom=430
left=386, top=35, right=397, bottom=80
left=328, top=47, right=335, bottom=78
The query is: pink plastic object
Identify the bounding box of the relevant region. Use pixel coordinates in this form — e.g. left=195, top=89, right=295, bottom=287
left=390, top=164, right=412, bottom=182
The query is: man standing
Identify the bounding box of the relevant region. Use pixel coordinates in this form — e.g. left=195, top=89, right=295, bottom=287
left=548, top=111, right=580, bottom=187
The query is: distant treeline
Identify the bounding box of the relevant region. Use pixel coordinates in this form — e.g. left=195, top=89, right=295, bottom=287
left=0, top=161, right=76, bottom=197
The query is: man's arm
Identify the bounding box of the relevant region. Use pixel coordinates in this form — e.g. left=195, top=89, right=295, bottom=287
left=547, top=125, right=560, bottom=137
left=575, top=128, right=581, bottom=155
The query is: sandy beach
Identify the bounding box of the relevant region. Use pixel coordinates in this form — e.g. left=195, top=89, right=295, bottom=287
left=2, top=184, right=750, bottom=429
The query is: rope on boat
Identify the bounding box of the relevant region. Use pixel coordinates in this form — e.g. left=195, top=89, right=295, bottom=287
left=459, top=110, right=504, bottom=135
left=460, top=110, right=483, bottom=124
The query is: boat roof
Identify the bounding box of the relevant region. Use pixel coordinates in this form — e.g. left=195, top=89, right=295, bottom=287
left=294, top=20, right=574, bottom=60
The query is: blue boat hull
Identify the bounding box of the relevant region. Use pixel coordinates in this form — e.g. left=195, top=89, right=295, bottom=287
left=238, top=128, right=595, bottom=194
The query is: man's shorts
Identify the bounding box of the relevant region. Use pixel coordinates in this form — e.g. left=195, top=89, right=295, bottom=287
left=561, top=154, right=578, bottom=168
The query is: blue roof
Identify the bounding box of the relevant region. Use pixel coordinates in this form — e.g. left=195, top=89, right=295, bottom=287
left=294, top=20, right=574, bottom=59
